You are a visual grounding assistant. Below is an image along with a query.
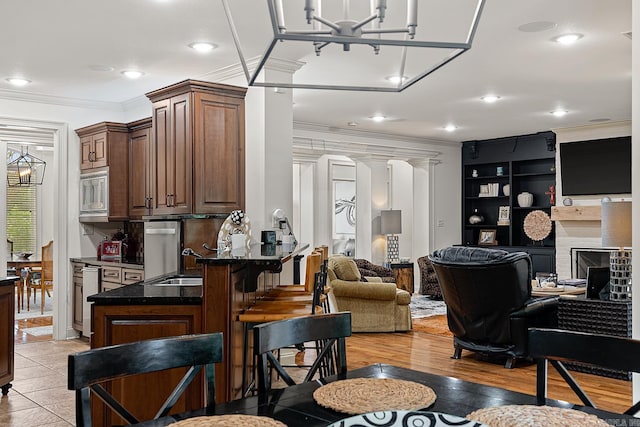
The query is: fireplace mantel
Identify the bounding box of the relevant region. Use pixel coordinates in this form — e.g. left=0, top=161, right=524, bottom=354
left=551, top=206, right=601, bottom=221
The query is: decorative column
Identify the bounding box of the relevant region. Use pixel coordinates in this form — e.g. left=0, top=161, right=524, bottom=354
left=352, top=155, right=390, bottom=265
left=409, top=158, right=440, bottom=293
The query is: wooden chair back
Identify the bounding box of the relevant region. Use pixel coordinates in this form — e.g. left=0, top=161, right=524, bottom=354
left=41, top=240, right=53, bottom=284
left=303, top=252, right=323, bottom=293
left=68, top=333, right=223, bottom=427
left=529, top=328, right=640, bottom=415
left=253, top=312, right=351, bottom=395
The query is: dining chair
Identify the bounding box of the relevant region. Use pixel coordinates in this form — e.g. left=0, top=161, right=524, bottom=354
left=253, top=311, right=351, bottom=397
left=529, top=328, right=640, bottom=415
left=68, top=332, right=223, bottom=427
left=28, top=240, right=53, bottom=314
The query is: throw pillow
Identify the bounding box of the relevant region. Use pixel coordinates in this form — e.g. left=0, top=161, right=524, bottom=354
left=328, top=256, right=361, bottom=281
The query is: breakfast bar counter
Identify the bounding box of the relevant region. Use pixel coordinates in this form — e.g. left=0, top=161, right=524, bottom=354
left=87, top=243, right=309, bottom=425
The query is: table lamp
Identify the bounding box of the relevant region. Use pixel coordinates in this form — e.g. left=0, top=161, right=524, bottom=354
left=381, top=209, right=402, bottom=263
left=601, top=200, right=632, bottom=300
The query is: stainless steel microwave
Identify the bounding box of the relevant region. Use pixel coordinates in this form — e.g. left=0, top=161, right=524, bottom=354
left=79, top=170, right=109, bottom=219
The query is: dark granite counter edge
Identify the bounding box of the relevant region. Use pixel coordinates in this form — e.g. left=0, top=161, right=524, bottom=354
left=70, top=257, right=144, bottom=269
left=0, top=277, right=19, bottom=287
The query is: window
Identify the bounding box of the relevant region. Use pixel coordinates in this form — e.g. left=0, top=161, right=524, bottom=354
left=6, top=178, right=37, bottom=254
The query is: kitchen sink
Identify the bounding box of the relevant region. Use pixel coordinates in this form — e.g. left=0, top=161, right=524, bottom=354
left=152, top=277, right=203, bottom=286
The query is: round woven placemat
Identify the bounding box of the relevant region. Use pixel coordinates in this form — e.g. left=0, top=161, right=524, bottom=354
left=466, top=405, right=610, bottom=427
left=313, top=378, right=436, bottom=415
left=169, top=415, right=287, bottom=427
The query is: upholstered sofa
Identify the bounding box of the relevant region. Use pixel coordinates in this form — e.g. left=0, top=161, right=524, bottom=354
left=327, top=256, right=412, bottom=333
left=353, top=259, right=396, bottom=283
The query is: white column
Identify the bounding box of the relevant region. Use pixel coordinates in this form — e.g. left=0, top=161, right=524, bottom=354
left=409, top=158, right=440, bottom=293
left=631, top=0, right=640, bottom=401
left=353, top=156, right=390, bottom=265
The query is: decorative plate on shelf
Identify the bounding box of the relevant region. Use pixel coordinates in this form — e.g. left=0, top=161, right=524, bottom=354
left=328, top=411, right=489, bottom=427
left=523, top=210, right=552, bottom=241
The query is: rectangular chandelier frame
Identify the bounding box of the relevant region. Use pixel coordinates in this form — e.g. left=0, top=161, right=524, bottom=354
left=222, top=0, right=486, bottom=92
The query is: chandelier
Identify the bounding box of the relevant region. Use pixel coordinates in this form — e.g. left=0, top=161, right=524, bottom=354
left=222, top=0, right=485, bottom=91
left=6, top=147, right=46, bottom=187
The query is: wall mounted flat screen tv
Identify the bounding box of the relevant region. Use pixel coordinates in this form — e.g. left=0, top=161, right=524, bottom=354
left=560, top=136, right=631, bottom=196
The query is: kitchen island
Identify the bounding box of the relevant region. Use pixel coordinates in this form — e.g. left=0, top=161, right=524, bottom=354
left=88, top=243, right=308, bottom=424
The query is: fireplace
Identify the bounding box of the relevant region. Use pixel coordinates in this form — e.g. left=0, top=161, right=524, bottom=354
left=570, top=248, right=611, bottom=278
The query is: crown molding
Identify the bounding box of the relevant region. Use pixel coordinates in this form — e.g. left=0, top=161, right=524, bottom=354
left=201, top=56, right=305, bottom=84
left=0, top=88, right=124, bottom=111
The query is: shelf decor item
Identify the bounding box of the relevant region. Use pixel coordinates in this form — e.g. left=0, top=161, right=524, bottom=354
left=601, top=200, right=632, bottom=301
left=478, top=229, right=497, bottom=246
left=502, top=184, right=510, bottom=196
left=468, top=209, right=484, bottom=225
left=517, top=192, right=533, bottom=207
left=497, top=206, right=510, bottom=226
left=523, top=210, right=552, bottom=243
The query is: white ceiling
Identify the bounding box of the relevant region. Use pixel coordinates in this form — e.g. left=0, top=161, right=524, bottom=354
left=0, top=0, right=632, bottom=145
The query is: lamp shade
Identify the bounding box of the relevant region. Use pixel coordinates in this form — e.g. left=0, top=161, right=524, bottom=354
left=381, top=210, right=402, bottom=235
left=601, top=201, right=632, bottom=248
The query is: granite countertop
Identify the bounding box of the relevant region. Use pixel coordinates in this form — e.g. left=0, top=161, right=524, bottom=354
left=88, top=273, right=202, bottom=305
left=195, top=242, right=309, bottom=265
left=70, top=257, right=144, bottom=269
left=0, top=277, right=19, bottom=287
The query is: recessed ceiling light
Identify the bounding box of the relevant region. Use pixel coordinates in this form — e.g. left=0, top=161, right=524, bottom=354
left=551, top=33, right=583, bottom=44
left=370, top=115, right=386, bottom=122
left=189, top=42, right=217, bottom=52
left=347, top=121, right=358, bottom=127
left=385, top=75, right=407, bottom=85
left=551, top=110, right=568, bottom=117
left=444, top=124, right=457, bottom=132
left=480, top=95, right=500, bottom=103
left=6, top=77, right=31, bottom=87
left=121, top=70, right=144, bottom=79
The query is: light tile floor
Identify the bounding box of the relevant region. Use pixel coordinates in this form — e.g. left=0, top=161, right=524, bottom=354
left=1, top=339, right=89, bottom=426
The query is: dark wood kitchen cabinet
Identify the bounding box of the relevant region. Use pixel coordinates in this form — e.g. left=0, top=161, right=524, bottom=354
left=146, top=80, right=246, bottom=216
left=128, top=117, right=153, bottom=218
left=77, top=122, right=128, bottom=171
left=0, top=279, right=16, bottom=395
left=76, top=122, right=130, bottom=222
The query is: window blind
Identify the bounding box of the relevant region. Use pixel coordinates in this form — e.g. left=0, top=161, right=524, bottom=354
left=6, top=177, right=37, bottom=254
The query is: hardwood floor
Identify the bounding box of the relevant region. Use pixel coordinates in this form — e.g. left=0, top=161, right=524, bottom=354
left=6, top=313, right=633, bottom=425
left=346, top=330, right=632, bottom=414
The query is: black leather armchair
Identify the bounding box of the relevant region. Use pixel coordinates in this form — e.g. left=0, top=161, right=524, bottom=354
left=429, top=246, right=558, bottom=368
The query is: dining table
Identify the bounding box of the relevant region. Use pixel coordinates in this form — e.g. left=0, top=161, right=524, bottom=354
left=131, top=363, right=634, bottom=426
left=7, top=258, right=42, bottom=313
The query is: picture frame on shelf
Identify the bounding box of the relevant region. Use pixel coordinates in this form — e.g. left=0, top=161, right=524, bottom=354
left=479, top=184, right=490, bottom=197
left=497, top=206, right=510, bottom=226
left=478, top=229, right=498, bottom=246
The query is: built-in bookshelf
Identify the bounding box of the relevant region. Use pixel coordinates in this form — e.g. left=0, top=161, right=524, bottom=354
left=461, top=131, right=557, bottom=274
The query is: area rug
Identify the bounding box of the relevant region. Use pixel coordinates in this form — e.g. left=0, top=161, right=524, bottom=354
left=410, top=294, right=446, bottom=318
left=412, top=314, right=452, bottom=337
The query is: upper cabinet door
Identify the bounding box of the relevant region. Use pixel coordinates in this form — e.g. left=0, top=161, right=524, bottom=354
left=128, top=120, right=152, bottom=218
left=193, top=92, right=245, bottom=214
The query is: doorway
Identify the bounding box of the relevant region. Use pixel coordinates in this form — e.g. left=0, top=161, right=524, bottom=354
left=1, top=117, right=70, bottom=340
